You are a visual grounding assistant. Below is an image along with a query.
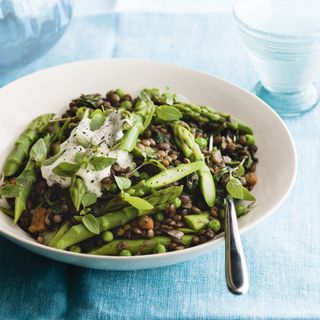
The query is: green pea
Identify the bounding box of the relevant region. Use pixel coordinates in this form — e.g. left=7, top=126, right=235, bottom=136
left=155, top=212, right=165, bottom=222
left=119, top=249, right=132, bottom=256
left=109, top=183, right=118, bottom=194
left=120, top=100, right=132, bottom=110
left=208, top=219, right=221, bottom=233
left=195, top=137, right=208, bottom=150
left=69, top=245, right=81, bottom=253
left=235, top=203, right=246, bottom=217
left=155, top=244, right=166, bottom=254
left=245, top=134, right=255, bottom=146
left=219, top=208, right=225, bottom=219
left=115, top=88, right=126, bottom=98
left=173, top=197, right=181, bottom=208
left=102, top=231, right=114, bottom=242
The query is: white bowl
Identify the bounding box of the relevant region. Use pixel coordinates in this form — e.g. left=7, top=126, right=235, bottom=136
left=0, top=59, right=297, bottom=270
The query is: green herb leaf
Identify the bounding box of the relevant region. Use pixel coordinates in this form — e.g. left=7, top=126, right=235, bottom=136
left=52, top=162, right=81, bottom=177
left=82, top=192, right=97, bottom=208
left=242, top=187, right=256, bottom=201
left=244, top=154, right=253, bottom=169
left=73, top=215, right=83, bottom=222
left=82, top=213, right=100, bottom=234
left=145, top=146, right=156, bottom=158
left=90, top=113, right=106, bottom=131
left=76, top=134, right=90, bottom=148
left=145, top=159, right=166, bottom=170
left=42, top=151, right=64, bottom=166
left=155, top=105, right=182, bottom=122
left=234, top=164, right=245, bottom=177
left=214, top=166, right=230, bottom=181
left=91, top=156, right=117, bottom=171
left=114, top=176, right=132, bottom=191
left=80, top=208, right=91, bottom=216
left=165, top=94, right=174, bottom=105
left=122, top=193, right=154, bottom=210
left=0, top=184, right=19, bottom=198
left=74, top=152, right=85, bottom=164
left=226, top=178, right=244, bottom=199
left=70, top=176, right=87, bottom=211
left=30, top=138, right=47, bottom=162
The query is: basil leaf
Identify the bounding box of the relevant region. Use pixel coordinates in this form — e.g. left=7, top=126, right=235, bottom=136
left=242, top=187, right=256, bottom=201
left=165, top=94, right=174, bottom=105
left=226, top=178, right=244, bottom=199
left=42, top=151, right=63, bottom=166
left=82, top=213, right=100, bottom=234
left=0, top=184, right=19, bottom=198
left=214, top=166, right=230, bottom=181
left=75, top=152, right=85, bottom=164
left=91, top=156, right=117, bottom=171
left=234, top=164, right=245, bottom=177
left=122, top=193, right=154, bottom=210
left=90, top=113, right=106, bottom=131
left=145, top=159, right=166, bottom=170
left=82, top=192, right=97, bottom=208
left=114, top=176, right=132, bottom=191
left=70, top=176, right=87, bottom=211
left=80, top=208, right=91, bottom=216
left=155, top=105, right=182, bottom=122
left=76, top=134, right=90, bottom=148
left=52, top=162, right=81, bottom=177
left=30, top=138, right=47, bottom=162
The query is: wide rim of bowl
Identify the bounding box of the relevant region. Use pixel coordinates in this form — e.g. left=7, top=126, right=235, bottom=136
left=0, top=58, right=297, bottom=263
left=233, top=0, right=320, bottom=41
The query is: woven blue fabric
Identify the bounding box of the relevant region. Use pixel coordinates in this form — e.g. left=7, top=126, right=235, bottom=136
left=1, top=12, right=320, bottom=320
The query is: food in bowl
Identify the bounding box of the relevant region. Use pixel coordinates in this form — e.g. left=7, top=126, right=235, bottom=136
left=0, top=88, right=258, bottom=256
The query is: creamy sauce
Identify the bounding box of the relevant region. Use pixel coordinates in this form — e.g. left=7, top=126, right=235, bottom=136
left=41, top=111, right=132, bottom=197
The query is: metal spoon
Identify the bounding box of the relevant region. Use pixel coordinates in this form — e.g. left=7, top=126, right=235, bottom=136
left=208, top=135, right=249, bottom=294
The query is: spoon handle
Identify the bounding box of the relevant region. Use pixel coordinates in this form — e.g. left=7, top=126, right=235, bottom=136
left=225, top=196, right=249, bottom=294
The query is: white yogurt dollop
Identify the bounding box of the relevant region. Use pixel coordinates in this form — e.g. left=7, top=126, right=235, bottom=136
left=41, top=111, right=132, bottom=197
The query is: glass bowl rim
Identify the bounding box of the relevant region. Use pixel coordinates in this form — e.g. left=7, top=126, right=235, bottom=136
left=233, top=0, right=320, bottom=40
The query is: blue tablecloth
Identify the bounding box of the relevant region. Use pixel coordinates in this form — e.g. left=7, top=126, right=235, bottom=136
left=1, top=12, right=320, bottom=320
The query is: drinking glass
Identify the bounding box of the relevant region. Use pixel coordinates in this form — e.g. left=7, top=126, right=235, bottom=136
left=234, top=0, right=320, bottom=117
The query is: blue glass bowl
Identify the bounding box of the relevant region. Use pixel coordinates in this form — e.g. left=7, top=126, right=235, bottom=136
left=0, top=0, right=73, bottom=75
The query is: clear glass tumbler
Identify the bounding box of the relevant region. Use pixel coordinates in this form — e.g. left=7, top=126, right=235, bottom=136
left=234, top=0, right=320, bottom=117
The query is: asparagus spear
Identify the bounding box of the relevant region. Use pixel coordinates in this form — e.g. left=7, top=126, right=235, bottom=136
left=173, top=124, right=216, bottom=207
left=3, top=113, right=54, bottom=177
left=141, top=88, right=253, bottom=134
left=13, top=160, right=36, bottom=224
left=172, top=103, right=253, bottom=134
left=127, top=161, right=203, bottom=197
left=90, top=236, right=171, bottom=255
left=89, top=235, right=193, bottom=255
left=118, top=91, right=155, bottom=152
left=95, top=185, right=183, bottom=214
left=54, top=186, right=183, bottom=250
